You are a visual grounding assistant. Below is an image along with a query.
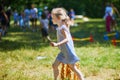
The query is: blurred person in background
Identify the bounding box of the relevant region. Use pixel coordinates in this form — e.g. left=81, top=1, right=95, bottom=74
left=104, top=2, right=112, bottom=32
left=0, top=4, right=8, bottom=36
left=111, top=3, right=120, bottom=31
left=69, top=8, right=75, bottom=26
left=30, top=4, right=38, bottom=32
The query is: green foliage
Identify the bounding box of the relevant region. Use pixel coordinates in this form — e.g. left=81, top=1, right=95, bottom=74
left=1, top=0, right=120, bottom=17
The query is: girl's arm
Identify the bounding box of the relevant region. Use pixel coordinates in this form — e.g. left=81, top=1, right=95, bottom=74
left=51, top=29, right=68, bottom=47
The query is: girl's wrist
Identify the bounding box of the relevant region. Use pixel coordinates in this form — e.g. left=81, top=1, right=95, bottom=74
left=57, top=43, right=60, bottom=46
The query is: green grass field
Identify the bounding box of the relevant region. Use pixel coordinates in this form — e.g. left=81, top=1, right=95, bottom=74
left=0, top=19, right=120, bottom=80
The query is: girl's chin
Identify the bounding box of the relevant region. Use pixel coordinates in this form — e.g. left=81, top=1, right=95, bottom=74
left=53, top=23, right=57, bottom=25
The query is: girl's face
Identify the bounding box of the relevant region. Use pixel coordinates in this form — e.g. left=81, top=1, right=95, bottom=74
left=51, top=14, right=59, bottom=25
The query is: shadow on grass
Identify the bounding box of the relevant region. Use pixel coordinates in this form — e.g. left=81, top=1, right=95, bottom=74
left=0, top=39, right=50, bottom=51
left=0, top=27, right=51, bottom=52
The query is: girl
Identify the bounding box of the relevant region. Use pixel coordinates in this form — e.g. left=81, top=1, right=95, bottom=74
left=50, top=8, right=84, bottom=80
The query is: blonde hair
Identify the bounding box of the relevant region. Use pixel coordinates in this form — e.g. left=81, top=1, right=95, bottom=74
left=51, top=8, right=73, bottom=27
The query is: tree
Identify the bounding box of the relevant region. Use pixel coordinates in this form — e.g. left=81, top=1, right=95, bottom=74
left=1, top=0, right=120, bottom=18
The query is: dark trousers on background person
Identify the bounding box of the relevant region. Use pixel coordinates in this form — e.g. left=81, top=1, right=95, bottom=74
left=106, top=15, right=112, bottom=32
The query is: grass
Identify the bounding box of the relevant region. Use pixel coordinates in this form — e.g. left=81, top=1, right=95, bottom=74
left=0, top=18, right=120, bottom=80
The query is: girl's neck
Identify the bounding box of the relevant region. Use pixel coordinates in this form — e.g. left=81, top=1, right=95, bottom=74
left=57, top=20, right=65, bottom=27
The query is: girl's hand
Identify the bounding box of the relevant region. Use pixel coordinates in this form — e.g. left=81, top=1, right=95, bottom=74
left=50, top=42, right=59, bottom=47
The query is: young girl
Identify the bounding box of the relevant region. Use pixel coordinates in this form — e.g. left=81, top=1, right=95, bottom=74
left=50, top=8, right=84, bottom=80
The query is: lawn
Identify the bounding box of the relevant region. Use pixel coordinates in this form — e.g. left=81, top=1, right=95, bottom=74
left=0, top=18, right=120, bottom=80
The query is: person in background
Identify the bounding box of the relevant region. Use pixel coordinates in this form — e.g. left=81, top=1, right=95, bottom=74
left=111, top=3, right=120, bottom=31
left=69, top=8, right=75, bottom=26
left=30, top=4, right=38, bottom=32
left=38, top=8, right=42, bottom=21
left=24, top=6, right=30, bottom=30
left=0, top=5, right=8, bottom=36
left=6, top=6, right=12, bottom=28
left=40, top=12, right=51, bottom=42
left=18, top=12, right=25, bottom=31
left=104, top=2, right=113, bottom=32
left=43, top=6, right=49, bottom=19
left=48, top=13, right=55, bottom=32
left=13, top=10, right=19, bottom=27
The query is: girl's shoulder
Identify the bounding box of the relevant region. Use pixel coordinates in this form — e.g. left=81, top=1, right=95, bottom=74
left=58, top=25, right=69, bottom=31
